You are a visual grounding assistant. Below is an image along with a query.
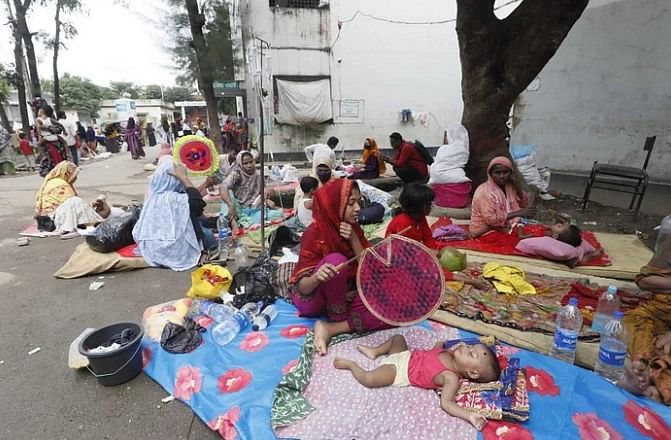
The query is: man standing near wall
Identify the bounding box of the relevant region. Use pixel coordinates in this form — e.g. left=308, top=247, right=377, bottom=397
left=384, top=132, right=428, bottom=184
left=304, top=136, right=339, bottom=163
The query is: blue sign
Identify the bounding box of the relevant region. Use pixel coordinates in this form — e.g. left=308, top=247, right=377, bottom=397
left=130, top=101, right=136, bottom=110
left=115, top=103, right=127, bottom=112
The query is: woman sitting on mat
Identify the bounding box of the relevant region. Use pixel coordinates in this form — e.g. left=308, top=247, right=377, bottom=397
left=35, top=161, right=112, bottom=239
left=293, top=150, right=337, bottom=212
left=349, top=137, right=386, bottom=180
left=429, top=123, right=471, bottom=209
left=469, top=156, right=532, bottom=239
left=620, top=231, right=671, bottom=404
left=133, top=161, right=214, bottom=271
left=218, top=150, right=281, bottom=235
left=290, top=179, right=393, bottom=355
left=386, top=183, right=489, bottom=289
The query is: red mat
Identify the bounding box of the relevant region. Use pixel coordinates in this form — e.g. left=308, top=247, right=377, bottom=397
left=116, top=243, right=140, bottom=258
left=431, top=218, right=611, bottom=267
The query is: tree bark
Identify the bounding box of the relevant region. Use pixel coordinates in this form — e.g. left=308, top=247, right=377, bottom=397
left=185, top=0, right=222, bottom=152
left=53, top=0, right=62, bottom=112
left=457, top=0, right=588, bottom=187
left=0, top=102, right=12, bottom=133
left=8, top=7, right=31, bottom=132
left=13, top=0, right=41, bottom=99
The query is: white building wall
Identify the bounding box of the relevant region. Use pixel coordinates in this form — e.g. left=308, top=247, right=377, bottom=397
left=510, top=0, right=671, bottom=182
left=241, top=0, right=464, bottom=153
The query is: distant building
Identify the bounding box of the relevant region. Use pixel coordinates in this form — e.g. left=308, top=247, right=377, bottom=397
left=98, top=99, right=175, bottom=126
left=3, top=91, right=93, bottom=130
left=230, top=0, right=462, bottom=153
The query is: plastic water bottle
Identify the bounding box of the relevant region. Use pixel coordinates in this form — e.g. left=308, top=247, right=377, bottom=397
left=199, top=300, right=237, bottom=322
left=591, top=285, right=620, bottom=334
left=211, top=302, right=263, bottom=345
left=271, top=164, right=282, bottom=182
left=594, top=311, right=628, bottom=383
left=549, top=297, right=583, bottom=364
left=233, top=242, right=249, bottom=264
left=216, top=214, right=232, bottom=260
left=252, top=304, right=279, bottom=331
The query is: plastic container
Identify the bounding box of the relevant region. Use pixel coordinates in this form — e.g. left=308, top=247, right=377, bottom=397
left=549, top=297, right=583, bottom=364
left=199, top=300, right=237, bottom=322
left=652, top=215, right=671, bottom=267
left=591, top=285, right=620, bottom=334
left=233, top=243, right=249, bottom=263
left=78, top=322, right=144, bottom=386
left=594, top=311, right=628, bottom=383
left=252, top=304, right=279, bottom=331
left=211, top=302, right=262, bottom=346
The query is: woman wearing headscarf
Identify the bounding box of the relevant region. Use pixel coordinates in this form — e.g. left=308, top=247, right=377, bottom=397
left=350, top=137, right=386, bottom=180
left=219, top=150, right=281, bottom=234
left=469, top=156, right=532, bottom=238
left=124, top=117, right=145, bottom=160
left=146, top=122, right=157, bottom=147
left=34, top=161, right=107, bottom=238
left=290, top=179, right=393, bottom=355
left=429, top=123, right=472, bottom=208
left=133, top=161, right=210, bottom=271
left=293, top=149, right=337, bottom=211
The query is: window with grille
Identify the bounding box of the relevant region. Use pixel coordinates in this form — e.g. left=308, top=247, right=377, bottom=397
left=269, top=0, right=326, bottom=9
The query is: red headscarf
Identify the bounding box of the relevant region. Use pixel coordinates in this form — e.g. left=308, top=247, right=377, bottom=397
left=290, top=179, right=369, bottom=283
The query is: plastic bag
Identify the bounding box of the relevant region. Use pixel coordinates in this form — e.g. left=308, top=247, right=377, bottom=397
left=281, top=164, right=299, bottom=182
left=231, top=252, right=277, bottom=308
left=186, top=264, right=233, bottom=300
left=160, top=318, right=205, bottom=354
left=514, top=152, right=542, bottom=191
left=85, top=205, right=141, bottom=253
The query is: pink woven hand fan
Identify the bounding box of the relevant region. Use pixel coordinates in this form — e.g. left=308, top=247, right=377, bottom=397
left=357, top=235, right=445, bottom=326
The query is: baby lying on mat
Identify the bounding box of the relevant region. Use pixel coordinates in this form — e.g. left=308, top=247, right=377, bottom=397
left=333, top=334, right=501, bottom=430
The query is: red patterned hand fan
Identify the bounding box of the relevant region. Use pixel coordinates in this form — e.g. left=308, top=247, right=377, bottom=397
left=173, top=135, right=220, bottom=176
left=357, top=235, right=445, bottom=326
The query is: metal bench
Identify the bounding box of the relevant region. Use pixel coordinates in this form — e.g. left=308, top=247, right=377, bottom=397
left=581, top=136, right=656, bottom=215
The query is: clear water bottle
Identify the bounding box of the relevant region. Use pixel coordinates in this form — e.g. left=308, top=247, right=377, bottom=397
left=211, top=302, right=263, bottom=346
left=271, top=164, right=282, bottom=182
left=549, top=297, right=583, bottom=364
left=594, top=311, right=628, bottom=383
left=591, top=285, right=620, bottom=334
left=652, top=214, right=671, bottom=267
left=233, top=242, right=249, bottom=263
left=199, top=300, right=237, bottom=322
left=252, top=304, right=279, bottom=331
left=216, top=214, right=232, bottom=260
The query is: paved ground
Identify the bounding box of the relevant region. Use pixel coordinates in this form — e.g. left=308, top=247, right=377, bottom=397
left=0, top=149, right=219, bottom=440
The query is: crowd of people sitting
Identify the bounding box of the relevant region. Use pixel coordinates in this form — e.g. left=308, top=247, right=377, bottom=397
left=25, top=116, right=671, bottom=413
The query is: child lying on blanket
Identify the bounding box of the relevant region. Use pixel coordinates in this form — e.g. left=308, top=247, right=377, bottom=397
left=517, top=219, right=604, bottom=268
left=333, top=334, right=501, bottom=431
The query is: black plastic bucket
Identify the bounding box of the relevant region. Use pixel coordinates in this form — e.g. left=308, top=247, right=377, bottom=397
left=78, top=322, right=144, bottom=386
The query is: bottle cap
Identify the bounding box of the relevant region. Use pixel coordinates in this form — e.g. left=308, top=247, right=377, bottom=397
left=199, top=300, right=214, bottom=314
left=614, top=310, right=623, bottom=320
left=607, top=285, right=617, bottom=294
left=568, top=297, right=578, bottom=306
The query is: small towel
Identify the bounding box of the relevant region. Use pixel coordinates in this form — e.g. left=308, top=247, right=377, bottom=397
left=482, top=262, right=536, bottom=295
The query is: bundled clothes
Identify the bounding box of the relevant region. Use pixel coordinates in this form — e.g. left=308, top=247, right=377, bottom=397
left=132, top=161, right=204, bottom=271
left=289, top=179, right=390, bottom=333
left=351, top=137, right=386, bottom=180
left=470, top=157, right=531, bottom=237
left=429, top=123, right=472, bottom=208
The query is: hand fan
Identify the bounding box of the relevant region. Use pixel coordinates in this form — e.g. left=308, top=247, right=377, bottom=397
left=173, top=135, right=220, bottom=176
left=356, top=234, right=445, bottom=326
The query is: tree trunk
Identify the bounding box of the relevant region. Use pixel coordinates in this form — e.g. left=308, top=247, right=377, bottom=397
left=185, top=0, right=222, bottom=152
left=13, top=0, right=41, bottom=99
left=0, top=102, right=12, bottom=132
left=53, top=0, right=62, bottom=112
left=9, top=15, right=31, bottom=132
left=457, top=0, right=588, bottom=187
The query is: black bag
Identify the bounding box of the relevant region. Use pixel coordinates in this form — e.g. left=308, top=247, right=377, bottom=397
left=85, top=205, right=141, bottom=253
left=414, top=140, right=434, bottom=165
left=358, top=202, right=385, bottom=225
left=35, top=215, right=56, bottom=232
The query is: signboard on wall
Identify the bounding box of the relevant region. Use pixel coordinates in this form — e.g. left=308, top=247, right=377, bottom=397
left=340, top=100, right=359, bottom=118
left=115, top=103, right=127, bottom=112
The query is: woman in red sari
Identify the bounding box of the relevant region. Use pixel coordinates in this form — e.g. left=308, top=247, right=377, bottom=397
left=290, top=179, right=392, bottom=355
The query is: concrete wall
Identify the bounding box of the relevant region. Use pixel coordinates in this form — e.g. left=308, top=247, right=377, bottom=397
left=240, top=0, right=464, bottom=153
left=510, top=0, right=671, bottom=182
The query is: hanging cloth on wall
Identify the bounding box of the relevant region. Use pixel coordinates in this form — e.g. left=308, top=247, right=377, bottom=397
left=275, top=79, right=333, bottom=126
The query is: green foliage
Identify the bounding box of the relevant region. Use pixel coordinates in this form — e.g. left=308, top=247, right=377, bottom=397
left=109, top=81, right=141, bottom=99
left=165, top=0, right=235, bottom=86
left=163, top=86, right=194, bottom=102
left=42, top=74, right=104, bottom=114
left=0, top=66, right=11, bottom=102
left=140, top=84, right=163, bottom=99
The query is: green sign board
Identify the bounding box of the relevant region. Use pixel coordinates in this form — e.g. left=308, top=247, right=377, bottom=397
left=213, top=81, right=239, bottom=92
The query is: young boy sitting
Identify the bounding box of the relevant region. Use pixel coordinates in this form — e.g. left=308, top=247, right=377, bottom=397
left=334, top=334, right=501, bottom=431
left=517, top=219, right=604, bottom=267
left=297, top=176, right=319, bottom=227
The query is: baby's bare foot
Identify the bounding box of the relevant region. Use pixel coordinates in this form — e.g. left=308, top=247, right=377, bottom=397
left=356, top=344, right=378, bottom=360
left=333, top=358, right=354, bottom=370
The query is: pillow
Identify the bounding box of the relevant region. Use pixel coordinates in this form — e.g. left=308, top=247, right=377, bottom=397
left=516, top=236, right=594, bottom=262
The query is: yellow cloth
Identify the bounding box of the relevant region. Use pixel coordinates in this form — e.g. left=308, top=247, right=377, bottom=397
left=35, top=161, right=79, bottom=216
left=482, top=262, right=536, bottom=295
left=362, top=137, right=386, bottom=174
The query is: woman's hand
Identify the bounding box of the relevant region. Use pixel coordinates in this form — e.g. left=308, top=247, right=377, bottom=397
left=339, top=222, right=355, bottom=242
left=313, top=263, right=339, bottom=283
left=168, top=162, right=188, bottom=180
